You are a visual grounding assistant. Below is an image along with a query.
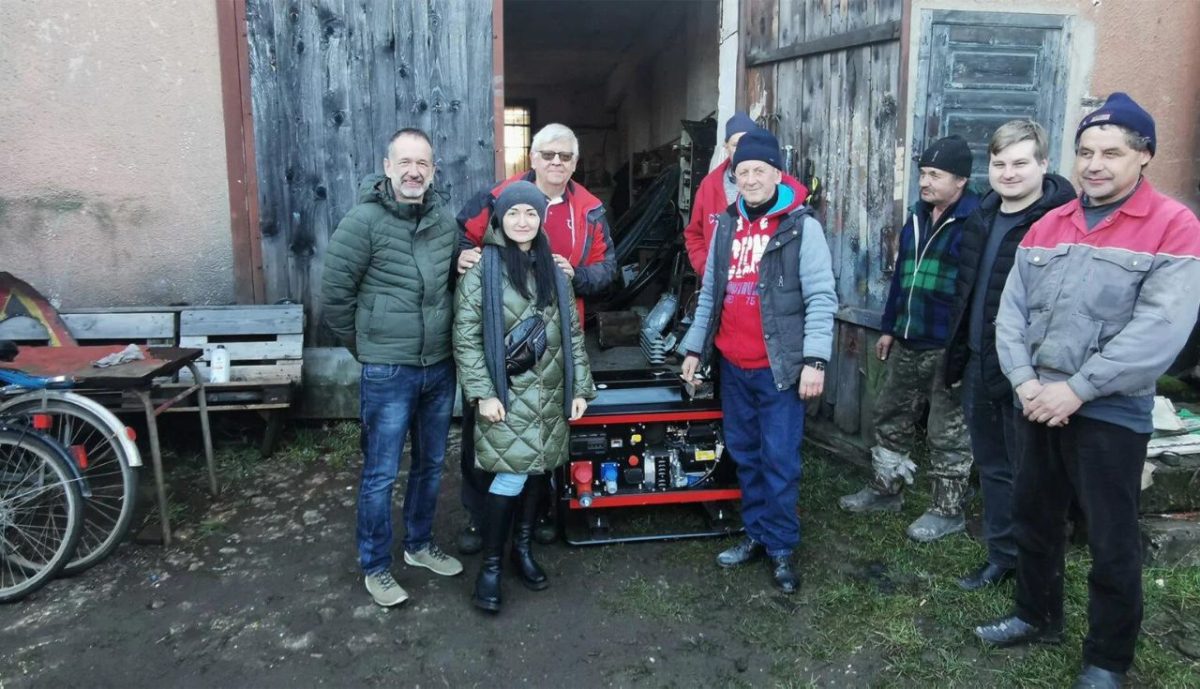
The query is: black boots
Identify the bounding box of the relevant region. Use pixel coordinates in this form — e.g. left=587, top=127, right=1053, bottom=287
left=457, top=515, right=482, bottom=555
left=472, top=492, right=517, bottom=613
left=511, top=475, right=550, bottom=590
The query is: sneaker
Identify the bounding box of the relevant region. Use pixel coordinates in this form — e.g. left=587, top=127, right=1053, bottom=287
left=404, top=543, right=464, bottom=577
left=906, top=510, right=965, bottom=543
left=364, top=570, right=409, bottom=607
left=838, top=486, right=903, bottom=513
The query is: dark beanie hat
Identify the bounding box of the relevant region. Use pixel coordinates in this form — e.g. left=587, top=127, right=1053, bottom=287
left=731, top=127, right=783, bottom=171
left=494, top=180, right=548, bottom=224
left=1076, top=92, right=1156, bottom=156
left=918, top=135, right=973, bottom=178
left=724, top=112, right=757, bottom=142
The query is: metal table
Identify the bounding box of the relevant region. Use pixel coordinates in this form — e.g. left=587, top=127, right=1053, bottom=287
left=1, top=345, right=216, bottom=545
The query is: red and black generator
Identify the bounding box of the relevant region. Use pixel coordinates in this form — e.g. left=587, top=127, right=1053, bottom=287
left=556, top=368, right=742, bottom=545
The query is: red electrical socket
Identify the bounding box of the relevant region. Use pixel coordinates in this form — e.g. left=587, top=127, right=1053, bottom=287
left=570, top=461, right=594, bottom=507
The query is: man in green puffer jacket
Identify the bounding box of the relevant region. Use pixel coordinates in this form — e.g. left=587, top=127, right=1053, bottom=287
left=320, top=128, right=463, bottom=608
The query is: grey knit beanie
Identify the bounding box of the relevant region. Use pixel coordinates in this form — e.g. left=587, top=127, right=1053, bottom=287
left=494, top=181, right=549, bottom=223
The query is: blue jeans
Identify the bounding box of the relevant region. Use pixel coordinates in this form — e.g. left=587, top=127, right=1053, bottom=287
left=961, top=354, right=1019, bottom=568
left=489, top=472, right=528, bottom=497
left=357, top=359, right=456, bottom=574
left=720, top=359, right=806, bottom=557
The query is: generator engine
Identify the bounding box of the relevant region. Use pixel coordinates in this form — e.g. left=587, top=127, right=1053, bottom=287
left=568, top=419, right=725, bottom=505
left=557, top=368, right=741, bottom=544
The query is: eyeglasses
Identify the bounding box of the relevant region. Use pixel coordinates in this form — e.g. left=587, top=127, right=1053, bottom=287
left=537, top=150, right=575, bottom=162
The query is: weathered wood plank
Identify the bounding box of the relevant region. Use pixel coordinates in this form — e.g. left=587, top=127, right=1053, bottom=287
left=179, top=305, right=303, bottom=336
left=62, top=312, right=176, bottom=340
left=835, top=323, right=864, bottom=434
left=748, top=20, right=899, bottom=67
left=180, top=360, right=303, bottom=384
left=178, top=334, right=304, bottom=362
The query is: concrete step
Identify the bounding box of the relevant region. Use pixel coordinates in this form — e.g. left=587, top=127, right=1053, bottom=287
left=1142, top=453, right=1200, bottom=513
left=1141, top=514, right=1200, bottom=567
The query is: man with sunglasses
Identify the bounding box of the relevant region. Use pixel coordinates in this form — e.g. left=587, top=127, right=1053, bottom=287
left=455, top=122, right=616, bottom=554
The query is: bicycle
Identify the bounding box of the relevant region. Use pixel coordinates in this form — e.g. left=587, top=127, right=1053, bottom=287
left=0, top=368, right=141, bottom=575
left=0, top=416, right=86, bottom=603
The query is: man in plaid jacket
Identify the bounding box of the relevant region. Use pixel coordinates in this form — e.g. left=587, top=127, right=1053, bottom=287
left=839, top=135, right=980, bottom=543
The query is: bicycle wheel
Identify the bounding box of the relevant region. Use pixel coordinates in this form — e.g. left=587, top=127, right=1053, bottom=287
left=0, top=427, right=84, bottom=603
left=0, top=395, right=139, bottom=575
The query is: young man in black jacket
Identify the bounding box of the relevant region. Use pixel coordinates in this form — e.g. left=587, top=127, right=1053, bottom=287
left=943, top=120, right=1075, bottom=590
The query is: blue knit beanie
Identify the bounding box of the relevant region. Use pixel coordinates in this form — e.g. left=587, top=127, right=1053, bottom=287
left=1076, top=92, right=1156, bottom=156
left=731, top=128, right=783, bottom=171
left=724, top=112, right=757, bottom=142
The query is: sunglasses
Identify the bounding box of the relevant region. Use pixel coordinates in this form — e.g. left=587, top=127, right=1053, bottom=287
left=537, top=150, right=575, bottom=162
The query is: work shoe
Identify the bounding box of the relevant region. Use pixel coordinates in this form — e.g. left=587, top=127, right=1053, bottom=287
left=906, top=510, right=965, bottom=543
left=974, top=614, right=1063, bottom=647
left=838, top=486, right=903, bottom=513
left=457, top=518, right=482, bottom=555
left=716, top=537, right=764, bottom=568
left=769, top=555, right=799, bottom=594
left=404, top=543, right=464, bottom=577
left=1071, top=665, right=1125, bottom=689
left=957, top=561, right=1013, bottom=591
left=364, top=570, right=409, bottom=607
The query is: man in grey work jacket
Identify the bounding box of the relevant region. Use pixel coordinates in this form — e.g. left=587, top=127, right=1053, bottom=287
left=679, top=127, right=837, bottom=594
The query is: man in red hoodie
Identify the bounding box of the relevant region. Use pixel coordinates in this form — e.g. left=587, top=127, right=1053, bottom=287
left=455, top=123, right=616, bottom=553
left=684, top=113, right=808, bottom=275
left=679, top=127, right=838, bottom=593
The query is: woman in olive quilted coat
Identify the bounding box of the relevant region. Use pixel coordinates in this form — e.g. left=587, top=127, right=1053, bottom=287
left=453, top=181, right=595, bottom=613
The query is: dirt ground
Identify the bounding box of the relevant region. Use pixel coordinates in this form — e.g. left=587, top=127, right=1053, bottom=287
left=2, top=422, right=1197, bottom=688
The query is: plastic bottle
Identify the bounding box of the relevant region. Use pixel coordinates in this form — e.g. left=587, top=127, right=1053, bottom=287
left=209, top=345, right=230, bottom=383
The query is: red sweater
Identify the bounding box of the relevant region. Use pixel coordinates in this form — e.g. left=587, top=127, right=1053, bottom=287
left=684, top=160, right=808, bottom=275
left=715, top=187, right=806, bottom=368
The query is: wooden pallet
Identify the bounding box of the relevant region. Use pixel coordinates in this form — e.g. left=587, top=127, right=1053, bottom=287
left=176, top=305, right=304, bottom=384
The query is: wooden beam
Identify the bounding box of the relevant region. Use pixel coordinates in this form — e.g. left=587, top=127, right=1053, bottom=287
left=492, top=0, right=505, bottom=181
left=215, top=0, right=265, bottom=304
left=746, top=19, right=901, bottom=67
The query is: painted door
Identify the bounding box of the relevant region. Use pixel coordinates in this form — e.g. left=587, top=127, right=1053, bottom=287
left=912, top=10, right=1072, bottom=193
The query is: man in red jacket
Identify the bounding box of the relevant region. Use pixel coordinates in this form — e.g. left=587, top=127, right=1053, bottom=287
left=455, top=122, right=616, bottom=553
left=457, top=122, right=615, bottom=299
left=684, top=114, right=808, bottom=275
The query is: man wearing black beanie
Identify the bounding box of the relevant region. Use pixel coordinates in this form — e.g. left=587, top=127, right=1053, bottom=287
left=839, top=135, right=979, bottom=543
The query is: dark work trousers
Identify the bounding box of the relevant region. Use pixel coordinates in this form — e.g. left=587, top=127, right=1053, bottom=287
left=1011, top=413, right=1149, bottom=674
left=961, top=355, right=1019, bottom=569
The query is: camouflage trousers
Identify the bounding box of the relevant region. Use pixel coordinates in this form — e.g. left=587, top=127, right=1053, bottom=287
left=870, top=341, right=972, bottom=515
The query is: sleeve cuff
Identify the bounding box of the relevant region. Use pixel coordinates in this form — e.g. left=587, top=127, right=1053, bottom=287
left=1066, top=373, right=1100, bottom=403
left=1006, top=365, right=1038, bottom=390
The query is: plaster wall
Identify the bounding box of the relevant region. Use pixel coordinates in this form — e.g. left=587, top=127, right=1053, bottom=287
left=906, top=0, right=1200, bottom=211
left=0, top=0, right=234, bottom=308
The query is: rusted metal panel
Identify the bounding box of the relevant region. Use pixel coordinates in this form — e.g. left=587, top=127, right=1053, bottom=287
left=245, top=1, right=494, bottom=346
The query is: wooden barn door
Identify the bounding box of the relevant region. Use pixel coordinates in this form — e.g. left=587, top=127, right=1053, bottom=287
left=242, top=1, right=496, bottom=345
left=742, top=0, right=904, bottom=448
left=912, top=10, right=1072, bottom=194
